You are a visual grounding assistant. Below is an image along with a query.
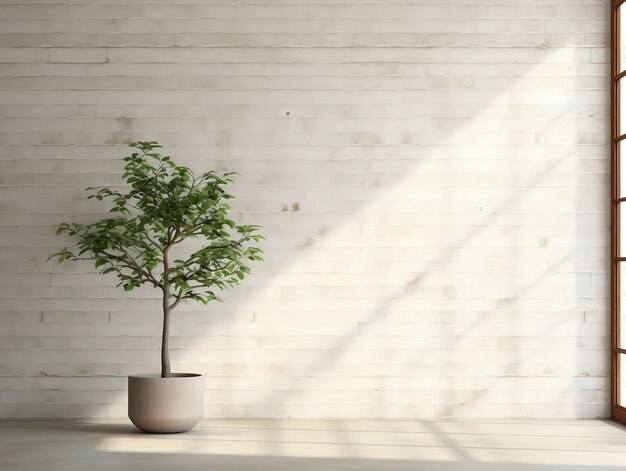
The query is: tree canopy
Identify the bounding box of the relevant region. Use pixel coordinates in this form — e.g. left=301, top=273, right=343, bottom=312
left=49, top=141, right=263, bottom=310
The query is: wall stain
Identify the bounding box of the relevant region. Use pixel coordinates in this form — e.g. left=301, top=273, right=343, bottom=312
left=116, top=116, right=133, bottom=130
left=105, top=134, right=133, bottom=145
left=408, top=274, right=421, bottom=285
left=299, top=237, right=315, bottom=248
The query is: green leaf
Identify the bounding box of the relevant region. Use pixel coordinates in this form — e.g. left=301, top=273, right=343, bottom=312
left=47, top=140, right=263, bottom=307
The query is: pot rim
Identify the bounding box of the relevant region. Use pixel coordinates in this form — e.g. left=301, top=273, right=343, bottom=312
left=129, top=373, right=202, bottom=379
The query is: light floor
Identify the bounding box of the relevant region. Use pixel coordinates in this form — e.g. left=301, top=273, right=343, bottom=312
left=1, top=419, right=625, bottom=470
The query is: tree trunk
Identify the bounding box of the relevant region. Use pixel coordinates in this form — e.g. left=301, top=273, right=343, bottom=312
left=161, top=291, right=171, bottom=378
left=161, top=247, right=171, bottom=378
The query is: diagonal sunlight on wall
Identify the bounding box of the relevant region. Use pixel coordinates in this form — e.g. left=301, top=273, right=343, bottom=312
left=0, top=1, right=608, bottom=419
left=167, top=43, right=608, bottom=420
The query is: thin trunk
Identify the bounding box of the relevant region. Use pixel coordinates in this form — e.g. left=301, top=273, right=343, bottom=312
left=161, top=247, right=171, bottom=378
left=161, top=291, right=171, bottom=378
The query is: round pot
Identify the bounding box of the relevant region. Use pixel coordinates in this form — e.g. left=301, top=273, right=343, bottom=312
left=128, top=373, right=204, bottom=433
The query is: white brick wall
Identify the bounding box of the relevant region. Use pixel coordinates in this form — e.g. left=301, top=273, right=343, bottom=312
left=0, top=0, right=610, bottom=418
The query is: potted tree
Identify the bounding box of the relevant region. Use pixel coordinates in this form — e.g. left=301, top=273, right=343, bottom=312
left=48, top=141, right=263, bottom=433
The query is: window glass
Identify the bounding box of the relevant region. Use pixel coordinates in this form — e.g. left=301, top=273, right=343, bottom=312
left=621, top=5, right=626, bottom=72
left=621, top=140, right=626, bottom=198
left=617, top=203, right=626, bottom=256
left=617, top=353, right=626, bottom=407
left=621, top=80, right=626, bottom=136
left=621, top=264, right=626, bottom=349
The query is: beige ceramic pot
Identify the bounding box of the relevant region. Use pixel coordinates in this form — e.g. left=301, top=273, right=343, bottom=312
left=128, top=373, right=204, bottom=433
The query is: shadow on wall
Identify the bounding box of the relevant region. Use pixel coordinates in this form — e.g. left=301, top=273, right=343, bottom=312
left=44, top=47, right=606, bottom=417
left=194, top=44, right=604, bottom=418
left=102, top=41, right=606, bottom=418
left=573, top=24, right=611, bottom=419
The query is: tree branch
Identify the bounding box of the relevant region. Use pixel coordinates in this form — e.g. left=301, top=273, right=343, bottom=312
left=100, top=249, right=161, bottom=288
left=143, top=231, right=163, bottom=251
left=168, top=288, right=185, bottom=310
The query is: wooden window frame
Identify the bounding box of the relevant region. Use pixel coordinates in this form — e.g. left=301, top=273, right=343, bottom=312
left=612, top=0, right=626, bottom=424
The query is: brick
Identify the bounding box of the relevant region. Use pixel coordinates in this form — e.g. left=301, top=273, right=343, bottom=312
left=49, top=48, right=107, bottom=63
left=0, top=47, right=48, bottom=63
